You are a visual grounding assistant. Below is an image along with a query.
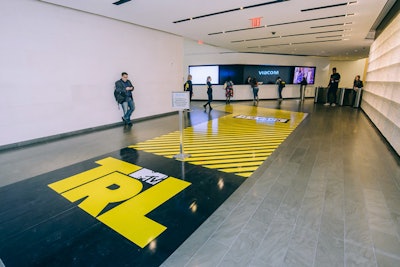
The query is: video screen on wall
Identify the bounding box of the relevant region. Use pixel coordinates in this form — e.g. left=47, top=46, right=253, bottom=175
left=188, top=65, right=219, bottom=84
left=189, top=64, right=316, bottom=85
left=292, top=66, right=316, bottom=84
left=219, top=65, right=245, bottom=85
left=243, top=65, right=292, bottom=85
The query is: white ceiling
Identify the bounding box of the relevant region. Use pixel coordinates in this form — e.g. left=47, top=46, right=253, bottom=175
left=40, top=0, right=395, bottom=60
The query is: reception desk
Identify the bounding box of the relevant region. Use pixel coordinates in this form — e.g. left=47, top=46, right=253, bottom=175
left=192, top=84, right=315, bottom=101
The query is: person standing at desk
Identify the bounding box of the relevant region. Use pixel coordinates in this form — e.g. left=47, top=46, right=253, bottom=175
left=276, top=77, right=285, bottom=100
left=224, top=77, right=234, bottom=104
left=324, top=67, right=341, bottom=106
left=250, top=77, right=259, bottom=105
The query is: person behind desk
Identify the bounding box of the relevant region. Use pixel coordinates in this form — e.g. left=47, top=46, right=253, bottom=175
left=324, top=67, right=341, bottom=107
left=353, top=75, right=363, bottom=89
left=300, top=77, right=307, bottom=100
left=245, top=76, right=252, bottom=84
left=353, top=75, right=363, bottom=106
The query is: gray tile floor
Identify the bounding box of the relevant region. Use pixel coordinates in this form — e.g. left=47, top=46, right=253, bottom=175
left=1, top=99, right=400, bottom=266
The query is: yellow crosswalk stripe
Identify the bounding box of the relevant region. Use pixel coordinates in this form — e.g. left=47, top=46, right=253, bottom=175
left=130, top=104, right=307, bottom=178
left=222, top=166, right=259, bottom=173
left=189, top=157, right=267, bottom=165
left=203, top=161, right=264, bottom=169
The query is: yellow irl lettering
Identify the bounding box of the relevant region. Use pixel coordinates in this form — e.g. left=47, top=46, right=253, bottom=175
left=98, top=177, right=191, bottom=248
left=61, top=172, right=143, bottom=217
left=48, top=157, right=192, bottom=248
left=48, top=157, right=141, bottom=193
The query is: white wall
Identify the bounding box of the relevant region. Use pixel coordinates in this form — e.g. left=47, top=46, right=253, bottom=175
left=0, top=0, right=183, bottom=147
left=362, top=13, right=400, bottom=155
left=184, top=40, right=331, bottom=100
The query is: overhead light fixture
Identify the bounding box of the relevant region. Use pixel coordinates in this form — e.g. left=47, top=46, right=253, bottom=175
left=301, top=2, right=347, bottom=12
left=174, top=0, right=288, bottom=23
left=112, top=0, right=131, bottom=5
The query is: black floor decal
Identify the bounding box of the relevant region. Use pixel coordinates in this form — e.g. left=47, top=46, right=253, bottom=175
left=0, top=148, right=244, bottom=267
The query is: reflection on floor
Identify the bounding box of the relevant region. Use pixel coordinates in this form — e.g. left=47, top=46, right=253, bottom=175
left=131, top=104, right=307, bottom=177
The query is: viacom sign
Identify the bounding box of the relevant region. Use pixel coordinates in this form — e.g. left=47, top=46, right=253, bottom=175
left=48, top=157, right=191, bottom=248
left=258, top=70, right=279, bottom=75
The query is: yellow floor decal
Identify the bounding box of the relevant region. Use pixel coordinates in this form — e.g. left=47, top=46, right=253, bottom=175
left=130, top=104, right=307, bottom=177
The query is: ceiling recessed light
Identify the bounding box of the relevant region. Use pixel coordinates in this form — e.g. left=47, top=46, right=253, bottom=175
left=112, top=0, right=131, bottom=5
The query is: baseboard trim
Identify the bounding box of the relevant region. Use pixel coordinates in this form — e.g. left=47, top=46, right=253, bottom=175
left=0, top=111, right=178, bottom=152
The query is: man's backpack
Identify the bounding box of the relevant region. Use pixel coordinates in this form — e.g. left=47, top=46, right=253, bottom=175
left=114, top=86, right=126, bottom=104
left=184, top=81, right=189, bottom=91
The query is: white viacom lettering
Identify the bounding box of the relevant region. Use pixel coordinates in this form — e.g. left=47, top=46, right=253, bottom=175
left=258, top=70, right=279, bottom=75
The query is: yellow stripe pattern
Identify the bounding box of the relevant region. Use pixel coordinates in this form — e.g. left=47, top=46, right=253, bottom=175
left=130, top=104, right=307, bottom=177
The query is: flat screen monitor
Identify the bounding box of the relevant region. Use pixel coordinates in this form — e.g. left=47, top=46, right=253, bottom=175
left=293, top=67, right=316, bottom=84
left=189, top=65, right=219, bottom=84
left=244, top=65, right=292, bottom=85
left=219, top=65, right=244, bottom=85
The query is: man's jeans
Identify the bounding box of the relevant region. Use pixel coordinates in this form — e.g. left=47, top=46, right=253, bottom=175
left=121, top=97, right=135, bottom=122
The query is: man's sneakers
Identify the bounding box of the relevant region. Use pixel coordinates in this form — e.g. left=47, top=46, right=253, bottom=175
left=122, top=117, right=132, bottom=126
left=324, top=103, right=336, bottom=106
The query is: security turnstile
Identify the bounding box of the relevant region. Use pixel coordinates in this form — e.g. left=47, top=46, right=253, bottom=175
left=314, top=87, right=328, bottom=103
left=338, top=88, right=363, bottom=107
left=314, top=86, right=341, bottom=104
left=353, top=88, right=362, bottom=108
